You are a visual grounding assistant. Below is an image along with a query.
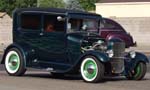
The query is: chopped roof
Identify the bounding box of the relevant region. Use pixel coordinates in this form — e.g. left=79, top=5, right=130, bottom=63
left=99, top=0, right=150, bottom=3
left=14, top=7, right=101, bottom=17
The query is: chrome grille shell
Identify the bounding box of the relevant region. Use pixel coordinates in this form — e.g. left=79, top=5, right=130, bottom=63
left=110, top=42, right=125, bottom=74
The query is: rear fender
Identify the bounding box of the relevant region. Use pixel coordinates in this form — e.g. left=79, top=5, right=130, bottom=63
left=107, top=34, right=123, bottom=42
left=1, top=44, right=25, bottom=65
left=1, top=43, right=36, bottom=67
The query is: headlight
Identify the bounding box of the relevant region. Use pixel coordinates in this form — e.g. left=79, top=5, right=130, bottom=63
left=129, top=51, right=136, bottom=58
left=106, top=49, right=114, bottom=58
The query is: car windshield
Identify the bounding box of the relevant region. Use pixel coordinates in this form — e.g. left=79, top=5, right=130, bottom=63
left=67, top=18, right=99, bottom=33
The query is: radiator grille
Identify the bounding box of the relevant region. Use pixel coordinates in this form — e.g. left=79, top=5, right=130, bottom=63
left=113, top=42, right=125, bottom=57
left=111, top=42, right=125, bottom=74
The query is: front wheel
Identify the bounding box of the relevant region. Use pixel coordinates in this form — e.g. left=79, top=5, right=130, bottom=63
left=4, top=48, right=26, bottom=76
left=80, top=56, right=104, bottom=83
left=126, top=62, right=147, bottom=80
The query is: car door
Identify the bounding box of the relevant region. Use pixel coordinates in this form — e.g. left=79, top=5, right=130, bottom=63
left=16, top=13, right=43, bottom=65
left=37, top=14, right=69, bottom=66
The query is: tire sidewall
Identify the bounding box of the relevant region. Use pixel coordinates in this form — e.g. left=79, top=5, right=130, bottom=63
left=133, top=62, right=146, bottom=80
left=4, top=48, right=26, bottom=76
left=80, top=56, right=104, bottom=82
left=126, top=62, right=146, bottom=80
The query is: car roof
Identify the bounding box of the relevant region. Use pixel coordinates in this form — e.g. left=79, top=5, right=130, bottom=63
left=14, top=7, right=101, bottom=17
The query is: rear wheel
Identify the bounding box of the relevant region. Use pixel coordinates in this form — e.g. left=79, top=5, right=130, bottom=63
left=80, top=56, right=104, bottom=83
left=126, top=62, right=147, bottom=80
left=4, top=48, right=26, bottom=76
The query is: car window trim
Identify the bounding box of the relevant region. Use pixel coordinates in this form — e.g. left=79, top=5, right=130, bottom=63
left=18, top=12, right=42, bottom=32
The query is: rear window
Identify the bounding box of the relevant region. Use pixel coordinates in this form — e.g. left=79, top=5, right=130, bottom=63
left=100, top=18, right=124, bottom=30
left=20, top=14, right=41, bottom=30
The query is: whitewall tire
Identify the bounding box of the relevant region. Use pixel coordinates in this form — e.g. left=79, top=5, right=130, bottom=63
left=80, top=56, right=104, bottom=83
left=5, top=48, right=26, bottom=76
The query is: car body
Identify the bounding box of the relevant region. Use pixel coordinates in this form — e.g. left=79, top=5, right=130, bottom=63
left=0, top=8, right=149, bottom=83
left=100, top=18, right=136, bottom=48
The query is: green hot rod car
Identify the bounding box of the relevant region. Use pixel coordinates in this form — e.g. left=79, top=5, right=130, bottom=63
left=0, top=8, right=149, bottom=83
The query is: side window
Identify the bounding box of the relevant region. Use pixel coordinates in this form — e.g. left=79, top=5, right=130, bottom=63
left=101, top=19, right=123, bottom=30
left=44, top=15, right=65, bottom=32
left=103, top=20, right=116, bottom=29
left=68, top=18, right=82, bottom=32
left=82, top=19, right=98, bottom=32
left=20, top=14, right=41, bottom=30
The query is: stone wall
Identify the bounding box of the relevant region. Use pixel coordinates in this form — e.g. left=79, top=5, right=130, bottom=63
left=110, top=17, right=150, bottom=50
left=0, top=14, right=12, bottom=51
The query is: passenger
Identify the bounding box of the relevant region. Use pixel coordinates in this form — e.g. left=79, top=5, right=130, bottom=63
left=45, top=22, right=54, bottom=32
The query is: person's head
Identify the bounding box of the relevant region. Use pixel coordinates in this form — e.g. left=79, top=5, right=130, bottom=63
left=45, top=22, right=54, bottom=32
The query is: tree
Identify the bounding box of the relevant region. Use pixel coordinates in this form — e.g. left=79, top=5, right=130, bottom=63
left=0, top=0, right=14, bottom=16
left=65, top=0, right=84, bottom=11
left=78, top=0, right=99, bottom=11
left=15, top=0, right=37, bottom=7
left=38, top=0, right=65, bottom=8
left=0, top=0, right=37, bottom=16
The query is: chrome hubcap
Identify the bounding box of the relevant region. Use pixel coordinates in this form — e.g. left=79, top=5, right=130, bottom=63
left=87, top=64, right=95, bottom=74
left=8, top=54, right=19, bottom=71
left=5, top=51, right=20, bottom=74
left=82, top=58, right=98, bottom=80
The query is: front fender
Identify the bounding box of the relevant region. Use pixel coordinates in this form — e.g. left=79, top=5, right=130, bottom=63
left=133, top=52, right=149, bottom=63
left=80, top=50, right=110, bottom=63
left=125, top=52, right=149, bottom=71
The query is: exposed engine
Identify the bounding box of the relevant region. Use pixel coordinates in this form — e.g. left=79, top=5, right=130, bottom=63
left=81, top=39, right=114, bottom=58
left=81, top=39, right=126, bottom=74
left=81, top=39, right=107, bottom=52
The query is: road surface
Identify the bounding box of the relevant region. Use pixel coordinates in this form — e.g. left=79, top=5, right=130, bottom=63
left=0, top=53, right=150, bottom=90
left=0, top=64, right=150, bottom=90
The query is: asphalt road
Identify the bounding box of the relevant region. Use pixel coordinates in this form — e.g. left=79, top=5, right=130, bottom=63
left=0, top=55, right=150, bottom=90
left=0, top=68, right=150, bottom=90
